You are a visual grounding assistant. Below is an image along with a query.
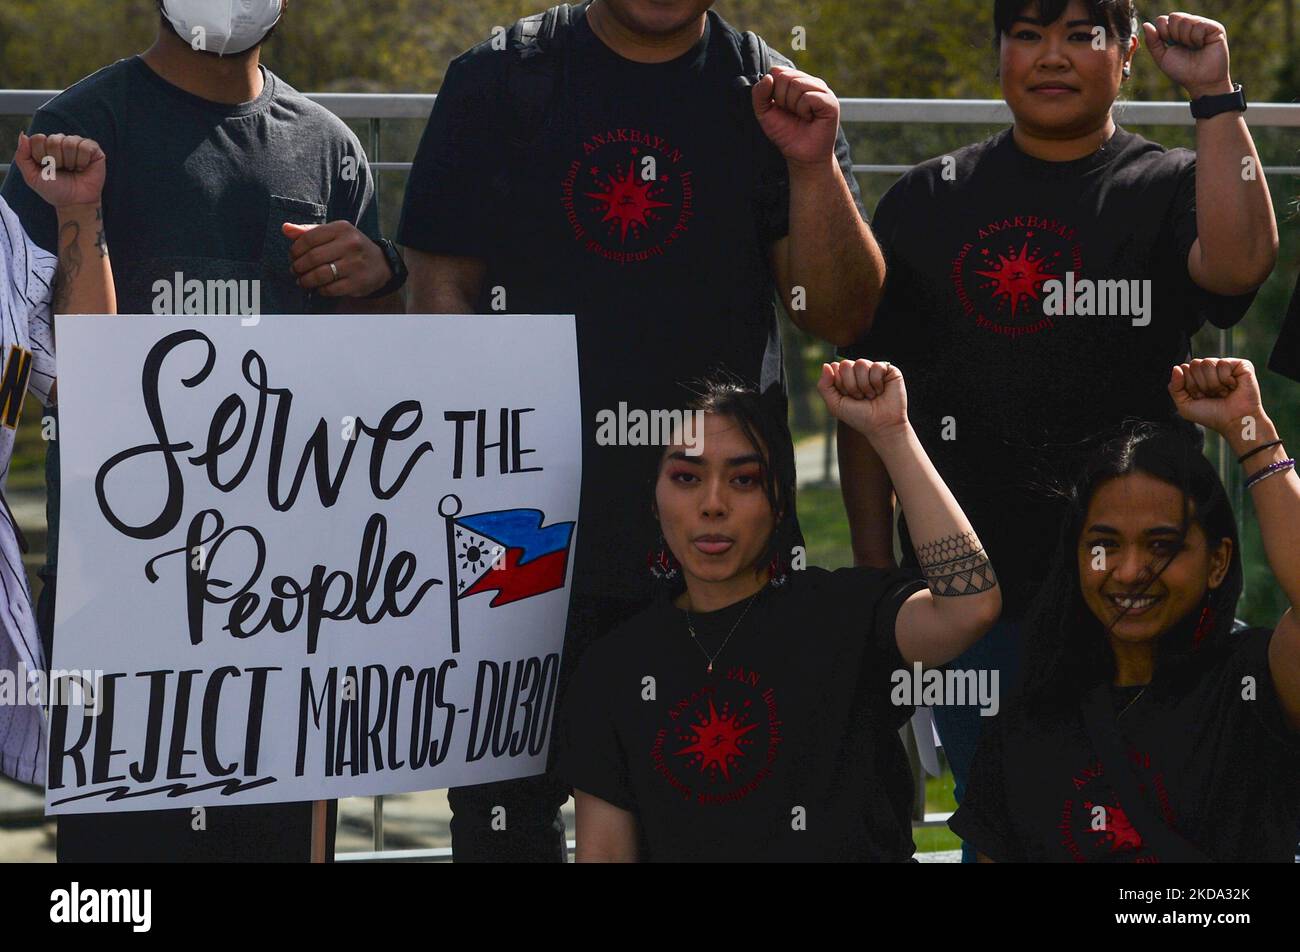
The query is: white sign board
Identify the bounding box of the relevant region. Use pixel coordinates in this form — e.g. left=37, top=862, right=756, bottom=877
left=45, top=314, right=581, bottom=815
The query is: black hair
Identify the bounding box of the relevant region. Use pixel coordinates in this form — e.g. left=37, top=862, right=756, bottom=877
left=994, top=0, right=1139, bottom=50
left=1017, top=420, right=1243, bottom=714
left=647, top=372, right=802, bottom=584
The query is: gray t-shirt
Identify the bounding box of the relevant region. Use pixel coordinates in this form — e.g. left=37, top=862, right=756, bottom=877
left=0, top=55, right=381, bottom=577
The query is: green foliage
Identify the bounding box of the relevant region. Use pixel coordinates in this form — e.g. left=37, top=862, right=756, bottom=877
left=796, top=484, right=857, bottom=569
left=2, top=1, right=1295, bottom=97
left=2, top=0, right=1297, bottom=626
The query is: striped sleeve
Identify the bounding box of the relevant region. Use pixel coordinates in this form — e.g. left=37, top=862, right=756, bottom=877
left=0, top=196, right=49, bottom=785
left=0, top=197, right=56, bottom=405
left=26, top=266, right=56, bottom=408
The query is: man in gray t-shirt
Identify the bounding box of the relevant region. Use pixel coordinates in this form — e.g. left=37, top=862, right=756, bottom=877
left=0, top=0, right=404, bottom=862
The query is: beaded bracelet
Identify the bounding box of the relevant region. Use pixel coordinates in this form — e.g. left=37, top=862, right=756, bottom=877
left=1245, top=458, right=1296, bottom=491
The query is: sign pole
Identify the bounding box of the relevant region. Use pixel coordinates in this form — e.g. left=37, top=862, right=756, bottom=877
left=310, top=800, right=329, bottom=863
left=440, top=494, right=463, bottom=654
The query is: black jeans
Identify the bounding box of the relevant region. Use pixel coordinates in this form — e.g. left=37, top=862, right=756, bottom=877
left=38, top=573, right=339, bottom=862
left=447, top=592, right=649, bottom=862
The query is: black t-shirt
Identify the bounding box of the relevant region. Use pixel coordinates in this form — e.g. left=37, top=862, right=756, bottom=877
left=555, top=566, right=926, bottom=861
left=397, top=5, right=866, bottom=601
left=1271, top=272, right=1300, bottom=383
left=950, top=628, right=1300, bottom=863
left=0, top=55, right=380, bottom=576
left=844, top=127, right=1255, bottom=616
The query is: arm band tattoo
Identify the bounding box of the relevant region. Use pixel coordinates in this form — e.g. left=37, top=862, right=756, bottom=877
left=915, top=531, right=997, bottom=597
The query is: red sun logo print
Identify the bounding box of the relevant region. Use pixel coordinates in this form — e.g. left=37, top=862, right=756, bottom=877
left=675, top=697, right=758, bottom=781
left=651, top=670, right=781, bottom=806
left=586, top=163, right=673, bottom=243
left=1060, top=751, right=1177, bottom=863
left=1082, top=801, right=1144, bottom=853
left=974, top=243, right=1055, bottom=318
left=951, top=215, right=1084, bottom=338
left=560, top=127, right=695, bottom=264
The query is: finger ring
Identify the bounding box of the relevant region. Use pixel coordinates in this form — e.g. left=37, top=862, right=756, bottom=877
left=329, top=262, right=340, bottom=282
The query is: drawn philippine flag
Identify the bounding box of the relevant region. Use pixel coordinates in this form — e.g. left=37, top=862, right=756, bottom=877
left=439, top=495, right=576, bottom=652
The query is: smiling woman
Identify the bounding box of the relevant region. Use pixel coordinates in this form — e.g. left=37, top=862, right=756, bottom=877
left=949, top=358, right=1300, bottom=863
left=836, top=2, right=1279, bottom=862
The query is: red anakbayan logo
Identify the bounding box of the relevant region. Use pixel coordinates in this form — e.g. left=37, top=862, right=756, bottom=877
left=652, top=670, right=781, bottom=805
left=1082, top=800, right=1144, bottom=853
left=1060, top=751, right=1176, bottom=863
left=559, top=127, right=695, bottom=264
left=950, top=215, right=1084, bottom=338
left=677, top=697, right=758, bottom=781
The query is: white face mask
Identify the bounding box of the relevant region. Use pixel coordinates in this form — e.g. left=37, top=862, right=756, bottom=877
left=161, top=0, right=283, bottom=56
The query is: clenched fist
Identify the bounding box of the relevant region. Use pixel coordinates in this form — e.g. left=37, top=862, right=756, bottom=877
left=1169, top=357, right=1262, bottom=438
left=14, top=132, right=106, bottom=208
left=752, top=65, right=841, bottom=169
left=1143, top=13, right=1234, bottom=100
left=818, top=358, right=909, bottom=442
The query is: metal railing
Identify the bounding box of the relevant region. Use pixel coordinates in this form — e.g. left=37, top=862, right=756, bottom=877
left=2, top=90, right=1295, bottom=861
left=4, top=92, right=1300, bottom=175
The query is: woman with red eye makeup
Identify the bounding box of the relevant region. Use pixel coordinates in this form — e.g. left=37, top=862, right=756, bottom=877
left=555, top=360, right=1001, bottom=862
left=950, top=358, right=1300, bottom=862
left=838, top=0, right=1278, bottom=862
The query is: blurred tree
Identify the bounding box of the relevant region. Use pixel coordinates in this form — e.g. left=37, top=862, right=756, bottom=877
left=1, top=0, right=1296, bottom=623
left=1, top=0, right=1293, bottom=97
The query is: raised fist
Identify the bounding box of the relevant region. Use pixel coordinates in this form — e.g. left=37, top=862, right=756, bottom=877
left=1169, top=357, right=1262, bottom=437
left=1143, top=14, right=1232, bottom=99
left=14, top=132, right=107, bottom=208
left=818, top=358, right=908, bottom=441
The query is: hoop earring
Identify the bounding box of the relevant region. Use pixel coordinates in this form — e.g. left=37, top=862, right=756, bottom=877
left=767, top=553, right=789, bottom=589
left=648, top=533, right=680, bottom=581
left=1192, top=598, right=1215, bottom=648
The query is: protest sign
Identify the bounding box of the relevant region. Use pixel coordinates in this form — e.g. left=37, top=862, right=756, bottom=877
left=45, top=314, right=581, bottom=814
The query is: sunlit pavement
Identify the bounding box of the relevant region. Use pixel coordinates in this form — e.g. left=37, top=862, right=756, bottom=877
left=2, top=777, right=960, bottom=862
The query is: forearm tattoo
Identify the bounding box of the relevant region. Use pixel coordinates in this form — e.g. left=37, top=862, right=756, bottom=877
left=52, top=219, right=83, bottom=314
left=915, top=531, right=997, bottom=597
left=94, top=205, right=108, bottom=258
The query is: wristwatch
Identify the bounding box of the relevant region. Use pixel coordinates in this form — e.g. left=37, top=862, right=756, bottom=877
left=1190, top=83, right=1246, bottom=120
left=366, top=237, right=409, bottom=299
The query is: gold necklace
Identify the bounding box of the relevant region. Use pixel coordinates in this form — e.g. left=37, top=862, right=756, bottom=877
left=1116, top=685, right=1148, bottom=719
left=685, top=589, right=763, bottom=675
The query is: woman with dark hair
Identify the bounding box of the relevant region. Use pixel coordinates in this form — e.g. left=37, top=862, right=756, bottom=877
left=1273, top=271, right=1299, bottom=382
left=837, top=1, right=1278, bottom=858
left=950, top=357, right=1300, bottom=862
left=556, top=360, right=1002, bottom=861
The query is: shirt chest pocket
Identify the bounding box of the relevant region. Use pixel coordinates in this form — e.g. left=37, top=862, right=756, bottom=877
left=119, top=255, right=262, bottom=316
left=261, top=195, right=329, bottom=314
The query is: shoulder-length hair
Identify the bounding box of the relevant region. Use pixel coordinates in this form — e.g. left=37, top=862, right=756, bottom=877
left=646, top=373, right=802, bottom=586
left=1018, top=420, right=1243, bottom=713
